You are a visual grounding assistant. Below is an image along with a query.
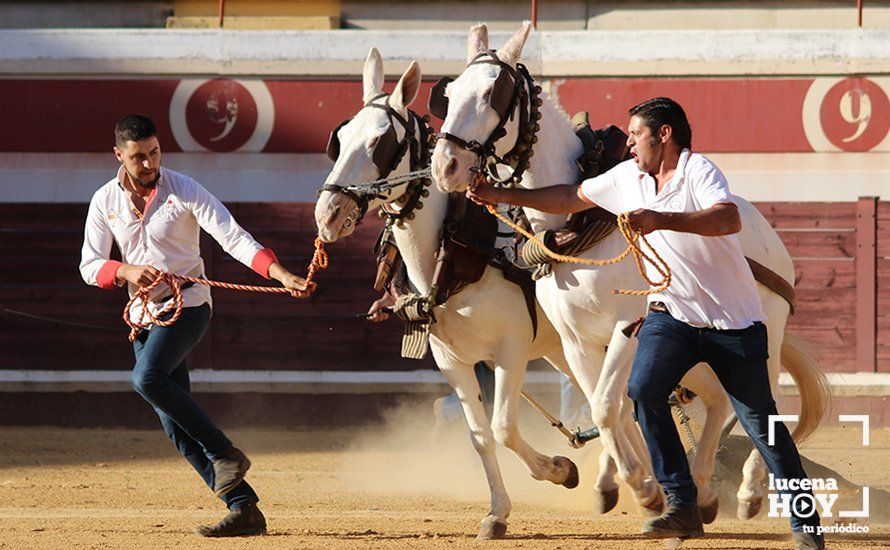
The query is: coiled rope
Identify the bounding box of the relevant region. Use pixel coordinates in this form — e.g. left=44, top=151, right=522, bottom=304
left=483, top=201, right=672, bottom=296
left=123, top=238, right=329, bottom=342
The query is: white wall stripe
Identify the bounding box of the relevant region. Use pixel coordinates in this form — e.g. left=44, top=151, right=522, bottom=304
left=1, top=152, right=887, bottom=203
left=0, top=29, right=888, bottom=77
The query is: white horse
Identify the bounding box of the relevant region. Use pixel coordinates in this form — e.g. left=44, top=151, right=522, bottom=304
left=315, top=48, right=580, bottom=539
left=431, top=22, right=829, bottom=523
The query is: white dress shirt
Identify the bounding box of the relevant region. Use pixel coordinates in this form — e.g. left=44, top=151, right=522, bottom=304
left=80, top=166, right=277, bottom=324
left=581, top=149, right=766, bottom=329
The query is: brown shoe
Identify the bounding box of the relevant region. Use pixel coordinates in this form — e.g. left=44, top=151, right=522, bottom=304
left=196, top=502, right=266, bottom=537
left=642, top=505, right=704, bottom=539
left=212, top=447, right=251, bottom=497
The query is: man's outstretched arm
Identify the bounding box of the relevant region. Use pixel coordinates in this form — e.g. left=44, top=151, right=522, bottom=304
left=467, top=182, right=595, bottom=214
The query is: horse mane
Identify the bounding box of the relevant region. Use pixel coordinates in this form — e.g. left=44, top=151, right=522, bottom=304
left=542, top=83, right=572, bottom=123
left=540, top=80, right=578, bottom=138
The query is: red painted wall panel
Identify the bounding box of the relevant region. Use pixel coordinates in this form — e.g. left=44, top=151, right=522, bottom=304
left=554, top=79, right=814, bottom=152
left=2, top=76, right=887, bottom=153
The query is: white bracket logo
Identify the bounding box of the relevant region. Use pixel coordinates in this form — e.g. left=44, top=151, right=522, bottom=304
left=768, top=414, right=870, bottom=519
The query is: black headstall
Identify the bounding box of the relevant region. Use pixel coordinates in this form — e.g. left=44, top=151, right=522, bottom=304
left=428, top=50, right=543, bottom=187
left=320, top=94, right=433, bottom=228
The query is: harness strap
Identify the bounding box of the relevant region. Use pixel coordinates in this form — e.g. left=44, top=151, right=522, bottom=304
left=433, top=132, right=484, bottom=155
left=489, top=254, right=538, bottom=339
left=746, top=257, right=796, bottom=314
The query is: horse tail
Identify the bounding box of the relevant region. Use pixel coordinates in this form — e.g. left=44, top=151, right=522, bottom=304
left=780, top=332, right=831, bottom=444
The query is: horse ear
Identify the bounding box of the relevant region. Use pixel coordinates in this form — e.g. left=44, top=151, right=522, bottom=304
left=467, top=23, right=489, bottom=64
left=363, top=47, right=385, bottom=103
left=496, top=21, right=531, bottom=66
left=390, top=61, right=421, bottom=113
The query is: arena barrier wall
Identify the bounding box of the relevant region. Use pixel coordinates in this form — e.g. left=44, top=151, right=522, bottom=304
left=0, top=28, right=887, bottom=425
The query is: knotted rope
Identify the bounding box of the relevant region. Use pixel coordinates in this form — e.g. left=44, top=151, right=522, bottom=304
left=124, top=238, right=329, bottom=342
left=482, top=198, right=671, bottom=295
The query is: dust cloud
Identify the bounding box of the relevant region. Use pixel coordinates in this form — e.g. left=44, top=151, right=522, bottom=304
left=331, top=394, right=642, bottom=517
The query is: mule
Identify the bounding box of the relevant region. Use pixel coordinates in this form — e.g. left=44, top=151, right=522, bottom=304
left=315, top=48, right=581, bottom=539
left=430, top=22, right=829, bottom=522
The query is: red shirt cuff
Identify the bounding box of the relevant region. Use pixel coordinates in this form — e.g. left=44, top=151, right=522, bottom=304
left=96, top=260, right=122, bottom=289
left=250, top=248, right=278, bottom=279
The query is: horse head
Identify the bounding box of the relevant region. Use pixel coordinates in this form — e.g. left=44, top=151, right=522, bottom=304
left=431, top=22, right=532, bottom=194
left=315, top=47, right=425, bottom=242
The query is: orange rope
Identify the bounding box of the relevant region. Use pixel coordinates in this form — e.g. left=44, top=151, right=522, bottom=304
left=485, top=203, right=671, bottom=296
left=124, top=238, right=328, bottom=342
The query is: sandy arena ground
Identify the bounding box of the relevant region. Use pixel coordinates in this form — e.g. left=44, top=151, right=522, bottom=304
left=1, top=403, right=888, bottom=549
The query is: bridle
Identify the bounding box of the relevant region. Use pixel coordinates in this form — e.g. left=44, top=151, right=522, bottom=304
left=321, top=94, right=433, bottom=229
left=429, top=50, right=543, bottom=186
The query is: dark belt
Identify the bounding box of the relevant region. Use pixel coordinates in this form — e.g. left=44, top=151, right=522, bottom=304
left=154, top=281, right=196, bottom=303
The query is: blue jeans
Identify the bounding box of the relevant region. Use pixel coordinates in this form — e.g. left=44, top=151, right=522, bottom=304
left=627, top=310, right=819, bottom=532
left=132, top=303, right=258, bottom=510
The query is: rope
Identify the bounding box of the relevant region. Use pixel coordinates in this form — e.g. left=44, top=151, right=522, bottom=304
left=1, top=305, right=378, bottom=332
left=674, top=400, right=698, bottom=456
left=483, top=200, right=672, bottom=296
left=124, top=238, right=329, bottom=342
left=669, top=386, right=698, bottom=455
left=521, top=220, right=617, bottom=280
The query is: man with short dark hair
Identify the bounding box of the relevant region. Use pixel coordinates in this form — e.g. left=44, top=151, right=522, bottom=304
left=466, top=98, right=824, bottom=549
left=80, top=114, right=312, bottom=537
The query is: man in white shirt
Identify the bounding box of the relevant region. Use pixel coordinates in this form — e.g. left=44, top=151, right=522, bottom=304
left=467, top=98, right=823, bottom=549
left=80, top=115, right=312, bottom=537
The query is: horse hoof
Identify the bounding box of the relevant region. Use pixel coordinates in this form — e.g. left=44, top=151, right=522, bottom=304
left=593, top=487, right=620, bottom=514
left=699, top=496, right=719, bottom=525
left=553, top=456, right=579, bottom=489
left=737, top=497, right=761, bottom=520
left=477, top=517, right=507, bottom=540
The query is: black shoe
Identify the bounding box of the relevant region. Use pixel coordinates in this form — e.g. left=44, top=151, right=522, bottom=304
left=793, top=531, right=825, bottom=550
left=212, top=447, right=251, bottom=497
left=642, top=504, right=704, bottom=539
left=196, top=502, right=267, bottom=537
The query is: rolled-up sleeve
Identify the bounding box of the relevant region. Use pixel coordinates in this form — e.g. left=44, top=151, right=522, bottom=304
left=80, top=192, right=120, bottom=289
left=184, top=178, right=276, bottom=279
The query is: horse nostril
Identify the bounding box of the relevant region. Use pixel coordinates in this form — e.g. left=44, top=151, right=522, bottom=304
left=444, top=157, right=458, bottom=178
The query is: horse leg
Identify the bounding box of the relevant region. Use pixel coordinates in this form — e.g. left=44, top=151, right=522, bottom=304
left=681, top=365, right=732, bottom=524
left=543, top=352, right=590, bottom=430
left=564, top=327, right=661, bottom=515
left=490, top=344, right=579, bottom=489
left=590, top=327, right=664, bottom=515
left=432, top=348, right=511, bottom=539
left=594, top=388, right=659, bottom=514
left=596, top=447, right=620, bottom=513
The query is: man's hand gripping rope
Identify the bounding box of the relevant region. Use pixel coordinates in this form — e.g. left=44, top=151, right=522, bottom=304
left=123, top=238, right=329, bottom=342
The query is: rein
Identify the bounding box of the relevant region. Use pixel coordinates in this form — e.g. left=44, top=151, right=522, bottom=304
left=124, top=237, right=329, bottom=342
